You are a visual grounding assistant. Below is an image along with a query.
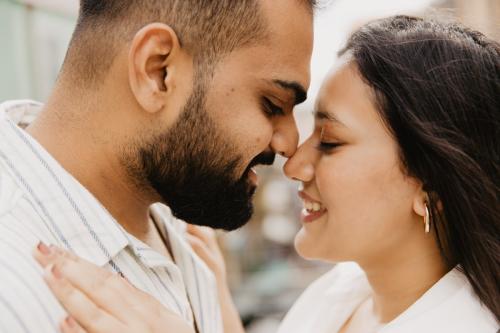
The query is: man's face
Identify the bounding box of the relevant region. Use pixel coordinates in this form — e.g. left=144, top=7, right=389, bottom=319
left=129, top=0, right=313, bottom=230
left=136, top=81, right=277, bottom=231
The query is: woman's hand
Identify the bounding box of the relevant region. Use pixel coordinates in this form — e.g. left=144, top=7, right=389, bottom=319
left=32, top=242, right=195, bottom=333
left=186, top=225, right=228, bottom=285
left=186, top=225, right=245, bottom=333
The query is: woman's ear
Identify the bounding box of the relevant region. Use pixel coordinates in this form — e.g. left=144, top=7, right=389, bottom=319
left=128, top=23, right=182, bottom=113
left=412, top=185, right=429, bottom=218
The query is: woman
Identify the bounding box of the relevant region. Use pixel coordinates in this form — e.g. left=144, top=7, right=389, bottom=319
left=33, top=15, right=499, bottom=333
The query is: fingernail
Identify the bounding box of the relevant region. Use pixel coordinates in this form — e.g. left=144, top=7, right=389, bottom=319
left=50, top=264, right=63, bottom=279
left=65, top=316, right=77, bottom=328
left=37, top=241, right=51, bottom=255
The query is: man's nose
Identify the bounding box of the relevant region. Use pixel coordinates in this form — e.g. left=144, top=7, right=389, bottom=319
left=270, top=116, right=299, bottom=158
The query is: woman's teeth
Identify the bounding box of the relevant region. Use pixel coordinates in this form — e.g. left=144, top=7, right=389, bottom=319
left=302, top=199, right=323, bottom=212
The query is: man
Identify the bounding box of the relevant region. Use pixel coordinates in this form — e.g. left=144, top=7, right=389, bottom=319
left=0, top=0, right=314, bottom=332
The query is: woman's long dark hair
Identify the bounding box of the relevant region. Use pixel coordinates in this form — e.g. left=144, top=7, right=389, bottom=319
left=341, top=16, right=499, bottom=321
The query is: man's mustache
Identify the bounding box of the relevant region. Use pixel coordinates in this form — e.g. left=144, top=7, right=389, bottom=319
left=248, top=151, right=276, bottom=170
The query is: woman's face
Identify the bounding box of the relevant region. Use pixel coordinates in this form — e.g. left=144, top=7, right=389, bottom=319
left=284, top=62, right=424, bottom=263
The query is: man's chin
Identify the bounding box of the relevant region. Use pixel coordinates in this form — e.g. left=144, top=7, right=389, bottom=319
left=218, top=205, right=254, bottom=231
left=153, top=170, right=257, bottom=231
left=247, top=167, right=259, bottom=187
left=182, top=206, right=254, bottom=231
left=247, top=183, right=257, bottom=196
left=165, top=193, right=255, bottom=231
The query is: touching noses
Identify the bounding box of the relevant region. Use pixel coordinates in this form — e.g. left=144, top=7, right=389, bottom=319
left=283, top=136, right=317, bottom=183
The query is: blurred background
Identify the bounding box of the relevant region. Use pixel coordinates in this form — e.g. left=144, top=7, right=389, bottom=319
left=0, top=0, right=498, bottom=332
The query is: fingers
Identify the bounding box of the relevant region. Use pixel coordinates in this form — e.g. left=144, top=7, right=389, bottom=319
left=33, top=242, right=79, bottom=269
left=186, top=225, right=218, bottom=248
left=60, top=316, right=87, bottom=333
left=34, top=243, right=137, bottom=323
left=186, top=234, right=215, bottom=268
left=33, top=243, right=195, bottom=333
left=185, top=230, right=227, bottom=283
left=43, top=264, right=126, bottom=333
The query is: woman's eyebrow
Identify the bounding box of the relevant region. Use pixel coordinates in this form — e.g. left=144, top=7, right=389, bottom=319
left=314, top=109, right=347, bottom=127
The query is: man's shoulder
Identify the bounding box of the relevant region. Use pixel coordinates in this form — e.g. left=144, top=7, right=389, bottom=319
left=0, top=99, right=45, bottom=218
left=0, top=236, right=65, bottom=333
left=0, top=189, right=52, bottom=267
left=0, top=165, right=24, bottom=217
left=0, top=164, right=66, bottom=332
left=0, top=99, right=43, bottom=128
left=0, top=173, right=52, bottom=245
left=0, top=149, right=64, bottom=332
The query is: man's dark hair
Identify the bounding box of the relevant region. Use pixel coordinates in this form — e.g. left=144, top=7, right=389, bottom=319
left=63, top=0, right=317, bottom=86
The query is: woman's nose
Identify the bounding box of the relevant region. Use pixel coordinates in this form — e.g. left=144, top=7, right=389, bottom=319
left=283, top=137, right=316, bottom=182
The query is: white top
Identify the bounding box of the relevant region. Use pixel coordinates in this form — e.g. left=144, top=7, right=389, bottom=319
left=277, top=262, right=498, bottom=333
left=0, top=100, right=222, bottom=333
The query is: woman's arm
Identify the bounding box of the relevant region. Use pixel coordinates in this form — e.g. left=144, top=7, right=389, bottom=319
left=33, top=243, right=195, bottom=333
left=186, top=225, right=246, bottom=333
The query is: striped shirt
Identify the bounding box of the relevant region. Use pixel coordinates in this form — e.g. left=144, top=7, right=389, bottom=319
left=0, top=100, right=222, bottom=333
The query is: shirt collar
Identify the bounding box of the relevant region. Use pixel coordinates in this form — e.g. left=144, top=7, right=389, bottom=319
left=151, top=203, right=222, bottom=333
left=0, top=100, right=130, bottom=269
left=381, top=266, right=467, bottom=330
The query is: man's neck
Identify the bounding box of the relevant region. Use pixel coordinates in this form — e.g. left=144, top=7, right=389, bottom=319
left=26, top=92, right=155, bottom=241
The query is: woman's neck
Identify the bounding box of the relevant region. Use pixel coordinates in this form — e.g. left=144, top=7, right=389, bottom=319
left=359, top=236, right=452, bottom=323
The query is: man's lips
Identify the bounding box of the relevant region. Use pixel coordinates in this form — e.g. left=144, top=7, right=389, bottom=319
left=243, top=151, right=276, bottom=185
left=248, top=167, right=259, bottom=186
left=247, top=151, right=276, bottom=170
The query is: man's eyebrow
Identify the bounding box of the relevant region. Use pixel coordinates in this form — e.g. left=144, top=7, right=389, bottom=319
left=314, top=109, right=347, bottom=127
left=273, top=79, right=308, bottom=105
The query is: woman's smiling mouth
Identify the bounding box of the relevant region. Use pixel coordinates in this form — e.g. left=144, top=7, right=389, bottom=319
left=299, top=191, right=327, bottom=223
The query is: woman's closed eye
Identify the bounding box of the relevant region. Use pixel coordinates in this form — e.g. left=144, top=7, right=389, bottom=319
left=316, top=141, right=343, bottom=153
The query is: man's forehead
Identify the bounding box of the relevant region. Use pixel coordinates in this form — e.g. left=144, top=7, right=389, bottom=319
left=259, top=0, right=314, bottom=40
left=257, top=0, right=313, bottom=100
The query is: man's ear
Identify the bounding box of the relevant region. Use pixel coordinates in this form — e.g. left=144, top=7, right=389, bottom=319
left=128, top=23, right=183, bottom=113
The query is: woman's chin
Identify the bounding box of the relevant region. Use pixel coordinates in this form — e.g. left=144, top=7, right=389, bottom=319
left=294, top=227, right=326, bottom=260
left=294, top=227, right=346, bottom=263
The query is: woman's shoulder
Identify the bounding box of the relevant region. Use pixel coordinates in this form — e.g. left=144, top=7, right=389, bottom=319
left=277, top=262, right=370, bottom=333
left=383, top=268, right=499, bottom=333
left=314, top=262, right=366, bottom=290
left=288, top=262, right=367, bottom=301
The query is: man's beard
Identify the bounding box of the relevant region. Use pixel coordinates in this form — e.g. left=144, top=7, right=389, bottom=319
left=123, top=84, right=274, bottom=231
